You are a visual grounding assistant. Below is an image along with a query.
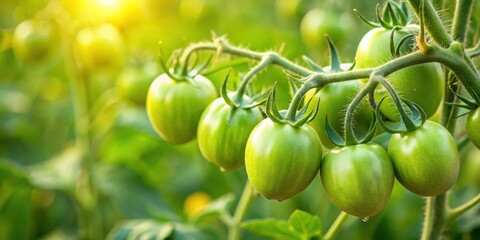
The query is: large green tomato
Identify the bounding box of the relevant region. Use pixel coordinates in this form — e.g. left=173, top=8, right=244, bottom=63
left=12, top=19, right=55, bottom=62
left=245, top=119, right=322, bottom=201
left=355, top=27, right=444, bottom=121
left=146, top=73, right=217, bottom=144
left=75, top=24, right=125, bottom=71
left=466, top=107, right=480, bottom=149
left=321, top=143, right=394, bottom=218
left=197, top=95, right=263, bottom=171
left=306, top=80, right=373, bottom=148
left=388, top=120, right=459, bottom=196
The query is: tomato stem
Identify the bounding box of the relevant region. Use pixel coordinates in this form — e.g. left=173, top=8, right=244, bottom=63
left=323, top=211, right=349, bottom=240
left=407, top=0, right=452, bottom=47
left=228, top=181, right=256, bottom=240
left=447, top=194, right=480, bottom=222
left=234, top=56, right=272, bottom=103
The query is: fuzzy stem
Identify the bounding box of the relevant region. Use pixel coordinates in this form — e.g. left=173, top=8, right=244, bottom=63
left=421, top=197, right=435, bottom=240
left=447, top=194, right=480, bottom=221
left=228, top=181, right=256, bottom=240
left=323, top=211, right=349, bottom=240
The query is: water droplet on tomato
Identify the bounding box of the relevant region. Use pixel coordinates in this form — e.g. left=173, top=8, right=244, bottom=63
left=361, top=217, right=369, bottom=222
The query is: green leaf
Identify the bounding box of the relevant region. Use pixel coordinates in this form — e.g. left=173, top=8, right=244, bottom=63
left=107, top=219, right=174, bottom=240
left=288, top=210, right=322, bottom=239
left=170, top=223, right=215, bottom=240
left=242, top=219, right=301, bottom=240
left=0, top=158, right=29, bottom=184
left=27, top=146, right=82, bottom=193
left=192, top=193, right=235, bottom=223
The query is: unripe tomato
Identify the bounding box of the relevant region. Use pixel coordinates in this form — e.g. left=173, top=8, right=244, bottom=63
left=245, top=119, right=322, bottom=201
left=300, top=8, right=352, bottom=53
left=75, top=24, right=125, bottom=71
left=388, top=121, right=459, bottom=196
left=466, top=107, right=480, bottom=149
left=12, top=19, right=55, bottom=62
left=146, top=73, right=217, bottom=144
left=355, top=27, right=444, bottom=120
left=321, top=143, right=394, bottom=218
left=306, top=80, right=373, bottom=148
left=116, top=62, right=158, bottom=105
left=197, top=95, right=263, bottom=171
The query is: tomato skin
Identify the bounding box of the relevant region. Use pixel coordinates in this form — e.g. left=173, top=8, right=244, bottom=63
left=355, top=27, right=444, bottom=120
left=321, top=143, right=394, bottom=217
left=307, top=81, right=373, bottom=148
left=466, top=107, right=480, bottom=149
left=388, top=120, right=459, bottom=196
left=75, top=24, right=125, bottom=71
left=146, top=73, right=217, bottom=144
left=197, top=96, right=263, bottom=171
left=12, top=20, right=55, bottom=62
left=245, top=119, right=323, bottom=201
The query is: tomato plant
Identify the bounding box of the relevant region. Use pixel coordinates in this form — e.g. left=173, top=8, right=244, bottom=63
left=116, top=62, right=157, bottom=105
left=245, top=118, right=322, bottom=201
left=146, top=73, right=217, bottom=144
left=355, top=27, right=444, bottom=121
left=12, top=19, right=55, bottom=62
left=321, top=143, right=394, bottom=218
left=388, top=120, right=460, bottom=196
left=466, top=107, right=480, bottom=149
left=197, top=94, right=263, bottom=171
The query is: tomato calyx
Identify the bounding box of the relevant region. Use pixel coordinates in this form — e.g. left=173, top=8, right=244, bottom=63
left=157, top=42, right=213, bottom=84
left=324, top=112, right=377, bottom=147
left=220, top=70, right=268, bottom=109
left=266, top=85, right=319, bottom=127
left=376, top=97, right=427, bottom=133
left=354, top=0, right=409, bottom=30
left=445, top=87, right=480, bottom=111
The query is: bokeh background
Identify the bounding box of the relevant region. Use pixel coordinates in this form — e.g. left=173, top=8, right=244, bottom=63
left=1, top=0, right=479, bottom=239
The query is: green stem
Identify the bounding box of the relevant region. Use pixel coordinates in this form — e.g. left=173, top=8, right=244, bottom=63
left=467, top=41, right=480, bottom=58
left=447, top=194, right=480, bottom=222
left=421, top=197, right=435, bottom=240
left=343, top=80, right=378, bottom=145
left=323, top=212, right=349, bottom=240
left=451, top=0, right=473, bottom=41
left=407, top=0, right=453, bottom=47
left=228, top=181, right=256, bottom=240
left=234, top=56, right=272, bottom=103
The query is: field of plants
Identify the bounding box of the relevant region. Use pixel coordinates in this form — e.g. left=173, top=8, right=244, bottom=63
left=0, top=0, right=479, bottom=239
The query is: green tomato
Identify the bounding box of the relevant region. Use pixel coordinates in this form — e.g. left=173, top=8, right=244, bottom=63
left=12, top=19, right=55, bottom=62
left=306, top=80, right=373, bottom=148
left=146, top=73, right=217, bottom=144
left=75, top=24, right=125, bottom=71
left=388, top=120, right=459, bottom=196
left=116, top=63, right=158, bottom=105
left=355, top=27, right=444, bottom=120
left=466, top=107, right=480, bottom=149
left=321, top=143, right=394, bottom=218
left=197, top=95, right=263, bottom=171
left=245, top=119, right=323, bottom=201
left=300, top=8, right=352, bottom=52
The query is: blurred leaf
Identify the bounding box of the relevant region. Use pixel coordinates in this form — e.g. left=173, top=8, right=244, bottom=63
left=0, top=158, right=29, bottom=184
left=192, top=193, right=235, bottom=223
left=288, top=209, right=322, bottom=238
left=95, top=163, right=178, bottom=221
left=242, top=219, right=301, bottom=240
left=26, top=146, right=81, bottom=193
left=38, top=228, right=78, bottom=240
left=107, top=219, right=174, bottom=240
left=0, top=185, right=33, bottom=240
left=115, top=104, right=158, bottom=138
left=169, top=223, right=214, bottom=240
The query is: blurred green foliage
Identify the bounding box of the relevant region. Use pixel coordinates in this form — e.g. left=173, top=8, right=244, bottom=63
left=0, top=0, right=479, bottom=239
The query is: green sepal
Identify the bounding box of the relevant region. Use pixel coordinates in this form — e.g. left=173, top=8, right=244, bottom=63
left=376, top=97, right=426, bottom=133
left=192, top=54, right=213, bottom=77
left=266, top=84, right=286, bottom=123
left=447, top=87, right=479, bottom=110
left=324, top=115, right=346, bottom=147
left=220, top=70, right=239, bottom=108
left=242, top=89, right=270, bottom=109
left=395, top=33, right=415, bottom=56
left=353, top=9, right=382, bottom=28
left=292, top=95, right=319, bottom=127
left=302, top=55, right=324, bottom=73
left=389, top=27, right=399, bottom=57
left=377, top=4, right=393, bottom=29
left=325, top=35, right=342, bottom=72
left=201, top=59, right=250, bottom=75
left=386, top=0, right=408, bottom=26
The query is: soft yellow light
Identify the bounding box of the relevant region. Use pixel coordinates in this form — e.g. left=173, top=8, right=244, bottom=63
left=98, top=0, right=118, bottom=7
